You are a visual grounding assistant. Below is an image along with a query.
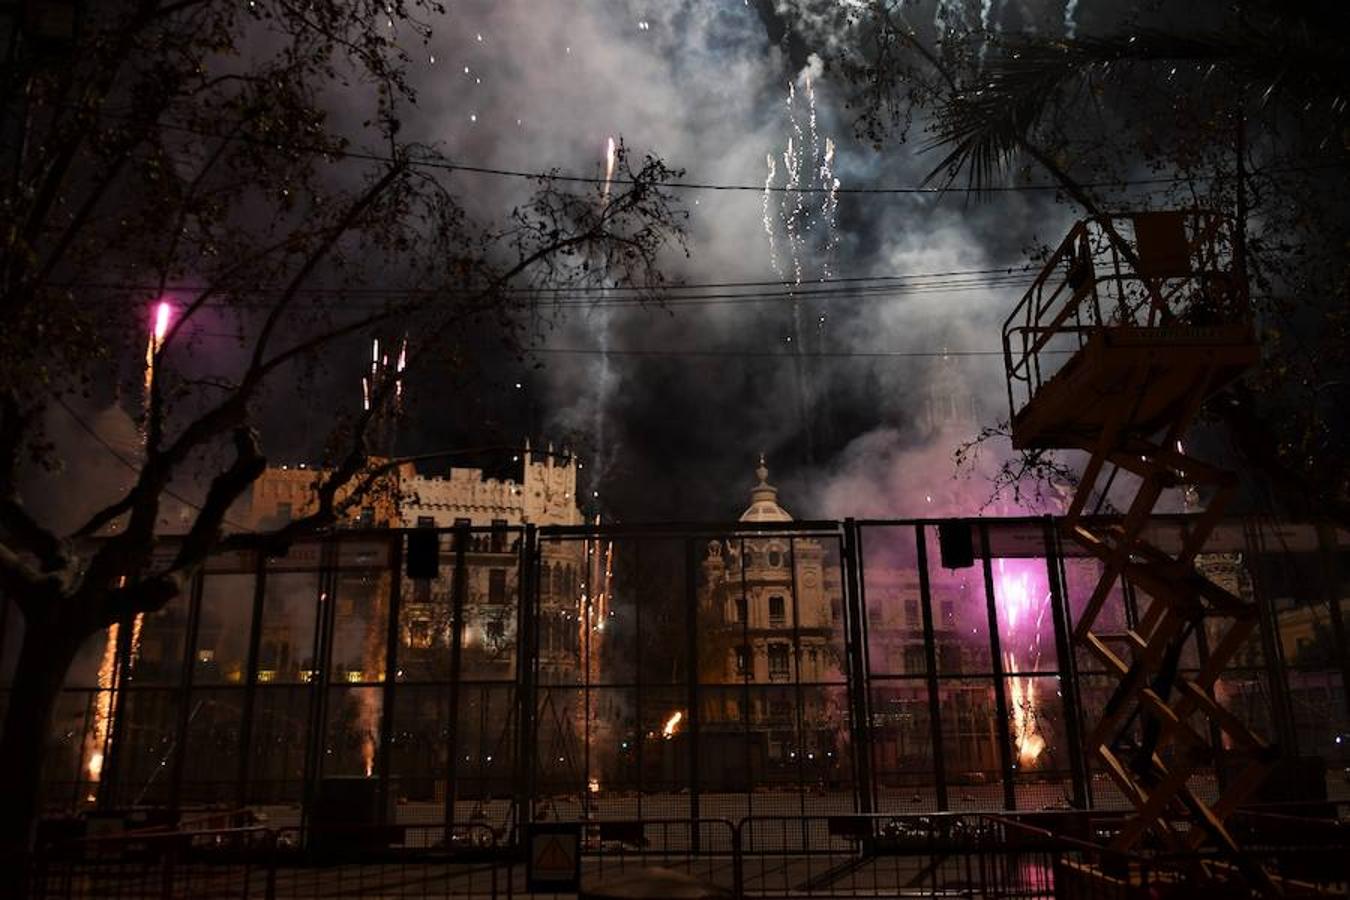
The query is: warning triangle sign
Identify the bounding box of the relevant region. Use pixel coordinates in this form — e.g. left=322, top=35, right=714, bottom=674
left=535, top=836, right=573, bottom=871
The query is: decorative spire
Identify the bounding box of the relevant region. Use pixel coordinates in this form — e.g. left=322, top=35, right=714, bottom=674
left=741, top=452, right=792, bottom=522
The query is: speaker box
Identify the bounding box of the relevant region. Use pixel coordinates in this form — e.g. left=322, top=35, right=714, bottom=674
left=406, top=529, right=440, bottom=580
left=937, top=523, right=974, bottom=569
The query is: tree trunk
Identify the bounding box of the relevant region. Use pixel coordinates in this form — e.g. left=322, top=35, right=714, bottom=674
left=0, top=619, right=83, bottom=857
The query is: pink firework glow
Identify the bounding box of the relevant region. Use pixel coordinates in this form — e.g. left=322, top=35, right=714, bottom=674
left=144, top=301, right=173, bottom=407
left=994, top=558, right=1050, bottom=769
left=153, top=301, right=171, bottom=342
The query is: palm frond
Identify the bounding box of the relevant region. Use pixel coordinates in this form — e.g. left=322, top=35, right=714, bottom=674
left=922, top=26, right=1346, bottom=192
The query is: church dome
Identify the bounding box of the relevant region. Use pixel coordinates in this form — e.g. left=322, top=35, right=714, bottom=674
left=739, top=455, right=792, bottom=523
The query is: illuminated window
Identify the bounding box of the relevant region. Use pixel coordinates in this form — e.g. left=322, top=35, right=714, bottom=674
left=735, top=645, right=751, bottom=677
left=407, top=619, right=432, bottom=649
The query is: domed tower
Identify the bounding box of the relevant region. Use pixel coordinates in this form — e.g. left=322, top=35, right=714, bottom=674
left=698, top=457, right=842, bottom=771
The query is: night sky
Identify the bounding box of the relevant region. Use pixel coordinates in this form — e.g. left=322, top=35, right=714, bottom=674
left=341, top=0, right=1100, bottom=523
left=37, top=1, right=1174, bottom=527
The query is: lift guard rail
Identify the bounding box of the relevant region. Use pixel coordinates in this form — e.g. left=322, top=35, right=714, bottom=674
left=1001, top=211, right=1244, bottom=423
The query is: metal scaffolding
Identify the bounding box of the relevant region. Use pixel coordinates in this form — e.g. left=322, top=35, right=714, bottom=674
left=1002, top=212, right=1277, bottom=874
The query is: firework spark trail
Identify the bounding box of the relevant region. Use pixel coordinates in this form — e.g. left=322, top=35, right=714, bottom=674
left=762, top=154, right=782, bottom=281
left=996, top=559, right=1050, bottom=768
left=585, top=137, right=620, bottom=501
left=763, top=72, right=841, bottom=463
left=819, top=138, right=839, bottom=279
left=395, top=336, right=407, bottom=409
left=143, top=301, right=171, bottom=410
left=602, top=136, right=617, bottom=200
left=85, top=623, right=121, bottom=790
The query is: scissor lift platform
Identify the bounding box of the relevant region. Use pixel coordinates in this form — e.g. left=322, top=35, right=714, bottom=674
left=1011, top=324, right=1259, bottom=451
left=1003, top=213, right=1277, bottom=894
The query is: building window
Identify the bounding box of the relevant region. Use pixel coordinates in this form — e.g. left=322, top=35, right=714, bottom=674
left=491, top=519, right=508, bottom=552
left=906, top=598, right=920, bottom=625
left=734, top=595, right=747, bottom=623
left=768, top=644, right=790, bottom=681
left=488, top=569, right=507, bottom=604
left=551, top=563, right=565, bottom=597
left=417, top=515, right=436, bottom=528
left=941, top=600, right=955, bottom=622
left=768, top=548, right=782, bottom=567
left=769, top=595, right=786, bottom=627
left=407, top=619, right=432, bottom=649
left=735, top=645, right=751, bottom=678
left=486, top=617, right=506, bottom=645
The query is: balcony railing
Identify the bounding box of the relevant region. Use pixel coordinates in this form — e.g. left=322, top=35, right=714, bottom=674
left=1002, top=211, right=1247, bottom=421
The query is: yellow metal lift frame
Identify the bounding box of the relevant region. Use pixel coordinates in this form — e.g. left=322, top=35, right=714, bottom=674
left=1002, top=213, right=1278, bottom=882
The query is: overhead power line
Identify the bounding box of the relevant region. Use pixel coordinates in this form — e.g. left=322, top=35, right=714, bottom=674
left=60, top=265, right=1035, bottom=297
left=115, top=112, right=1300, bottom=196
left=523, top=346, right=1017, bottom=359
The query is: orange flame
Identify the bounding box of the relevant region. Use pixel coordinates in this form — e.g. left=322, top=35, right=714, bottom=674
left=1006, top=655, right=1045, bottom=768
left=662, top=710, right=683, bottom=740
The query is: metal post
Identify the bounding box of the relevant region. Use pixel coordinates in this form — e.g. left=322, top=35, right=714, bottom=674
left=738, top=536, right=753, bottom=817
left=916, top=525, right=948, bottom=811
left=1315, top=523, right=1350, bottom=730
left=236, top=552, right=267, bottom=808
left=300, top=541, right=339, bottom=835
left=841, top=520, right=874, bottom=815
left=1042, top=518, right=1087, bottom=809
left=167, top=568, right=205, bottom=816
left=444, top=524, right=469, bottom=833
left=787, top=536, right=808, bottom=851
left=684, top=536, right=701, bottom=849
left=1244, top=519, right=1299, bottom=756
left=515, top=524, right=539, bottom=831
left=979, top=522, right=1018, bottom=811
left=378, top=535, right=402, bottom=823
left=1191, top=608, right=1229, bottom=793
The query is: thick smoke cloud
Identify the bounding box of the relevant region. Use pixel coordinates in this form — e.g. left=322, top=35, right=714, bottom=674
left=317, top=0, right=1166, bottom=522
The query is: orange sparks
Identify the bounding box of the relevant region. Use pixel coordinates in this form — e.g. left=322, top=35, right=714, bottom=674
left=1006, top=657, right=1045, bottom=768
left=662, top=710, right=683, bottom=740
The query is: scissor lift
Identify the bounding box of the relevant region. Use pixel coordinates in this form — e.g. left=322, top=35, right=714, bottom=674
left=1003, top=214, right=1277, bottom=874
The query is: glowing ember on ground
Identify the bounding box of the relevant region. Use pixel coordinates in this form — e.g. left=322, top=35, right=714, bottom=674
left=662, top=710, right=683, bottom=739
